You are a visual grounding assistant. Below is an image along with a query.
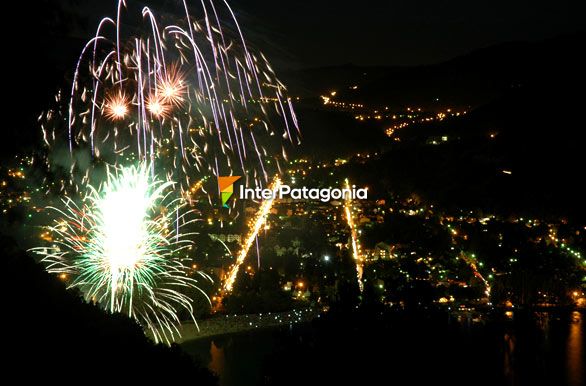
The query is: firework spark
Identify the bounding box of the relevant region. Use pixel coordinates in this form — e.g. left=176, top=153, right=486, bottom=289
left=40, top=0, right=300, bottom=199
left=35, top=0, right=300, bottom=317
left=158, top=66, right=186, bottom=106
left=146, top=96, right=169, bottom=118
left=32, top=163, right=210, bottom=344
left=104, top=92, right=129, bottom=120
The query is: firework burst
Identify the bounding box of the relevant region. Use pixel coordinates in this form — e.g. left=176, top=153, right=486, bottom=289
left=104, top=92, right=130, bottom=120
left=157, top=65, right=187, bottom=106
left=32, top=163, right=210, bottom=344
left=146, top=95, right=170, bottom=118
left=33, top=0, right=300, bottom=317
left=39, top=0, right=300, bottom=204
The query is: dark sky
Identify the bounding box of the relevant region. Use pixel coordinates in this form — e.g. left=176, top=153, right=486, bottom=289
left=10, top=0, right=586, bottom=68
left=59, top=0, right=586, bottom=69
left=232, top=0, right=585, bottom=68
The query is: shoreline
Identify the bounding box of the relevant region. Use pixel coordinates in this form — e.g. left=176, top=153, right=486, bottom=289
left=176, top=308, right=319, bottom=343
left=171, top=306, right=585, bottom=343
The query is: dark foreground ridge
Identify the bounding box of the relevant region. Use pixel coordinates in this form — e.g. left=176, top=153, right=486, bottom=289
left=1, top=236, right=217, bottom=384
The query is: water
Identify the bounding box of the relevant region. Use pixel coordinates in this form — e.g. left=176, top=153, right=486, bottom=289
left=183, top=328, right=280, bottom=385
left=182, top=311, right=584, bottom=386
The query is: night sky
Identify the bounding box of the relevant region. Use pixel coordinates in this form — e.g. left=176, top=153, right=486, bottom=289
left=234, top=0, right=586, bottom=68
left=3, top=0, right=584, bottom=149
left=52, top=0, right=586, bottom=69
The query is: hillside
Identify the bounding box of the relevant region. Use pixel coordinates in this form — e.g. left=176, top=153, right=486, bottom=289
left=283, top=31, right=585, bottom=109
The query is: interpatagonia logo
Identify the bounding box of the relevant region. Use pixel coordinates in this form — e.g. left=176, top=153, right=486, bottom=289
left=218, top=176, right=241, bottom=208
left=239, top=184, right=368, bottom=202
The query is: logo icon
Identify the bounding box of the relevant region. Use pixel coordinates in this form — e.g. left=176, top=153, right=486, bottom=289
left=218, top=176, right=241, bottom=208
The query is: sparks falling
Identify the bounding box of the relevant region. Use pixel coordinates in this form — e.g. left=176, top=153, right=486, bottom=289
left=32, top=163, right=210, bottom=344
left=39, top=0, right=300, bottom=200
left=34, top=0, right=300, bottom=323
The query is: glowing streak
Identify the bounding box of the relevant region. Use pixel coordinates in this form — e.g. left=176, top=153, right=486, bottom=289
left=344, top=178, right=364, bottom=292
left=44, top=0, right=300, bottom=196
left=223, top=176, right=281, bottom=293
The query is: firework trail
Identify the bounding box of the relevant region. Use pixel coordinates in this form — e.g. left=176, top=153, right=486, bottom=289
left=39, top=0, right=300, bottom=205
left=32, top=163, right=211, bottom=344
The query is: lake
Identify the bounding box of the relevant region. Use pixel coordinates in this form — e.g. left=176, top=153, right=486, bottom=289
left=182, top=310, right=584, bottom=386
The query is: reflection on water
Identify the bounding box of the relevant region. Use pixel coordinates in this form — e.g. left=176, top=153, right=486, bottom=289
left=182, top=311, right=585, bottom=386
left=182, top=328, right=279, bottom=386
left=503, top=332, right=515, bottom=384
left=501, top=311, right=585, bottom=386
left=567, top=311, right=583, bottom=386
left=209, top=341, right=225, bottom=377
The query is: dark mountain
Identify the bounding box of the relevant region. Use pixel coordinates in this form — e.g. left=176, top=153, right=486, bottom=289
left=335, top=41, right=586, bottom=220
left=1, top=236, right=217, bottom=383
left=283, top=31, right=585, bottom=109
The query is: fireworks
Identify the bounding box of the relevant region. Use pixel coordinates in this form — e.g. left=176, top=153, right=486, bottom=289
left=146, top=96, right=169, bottom=118
left=104, top=92, right=129, bottom=120
left=39, top=0, right=300, bottom=200
left=157, top=65, right=187, bottom=106
left=33, top=163, right=210, bottom=344
left=33, top=0, right=300, bottom=333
